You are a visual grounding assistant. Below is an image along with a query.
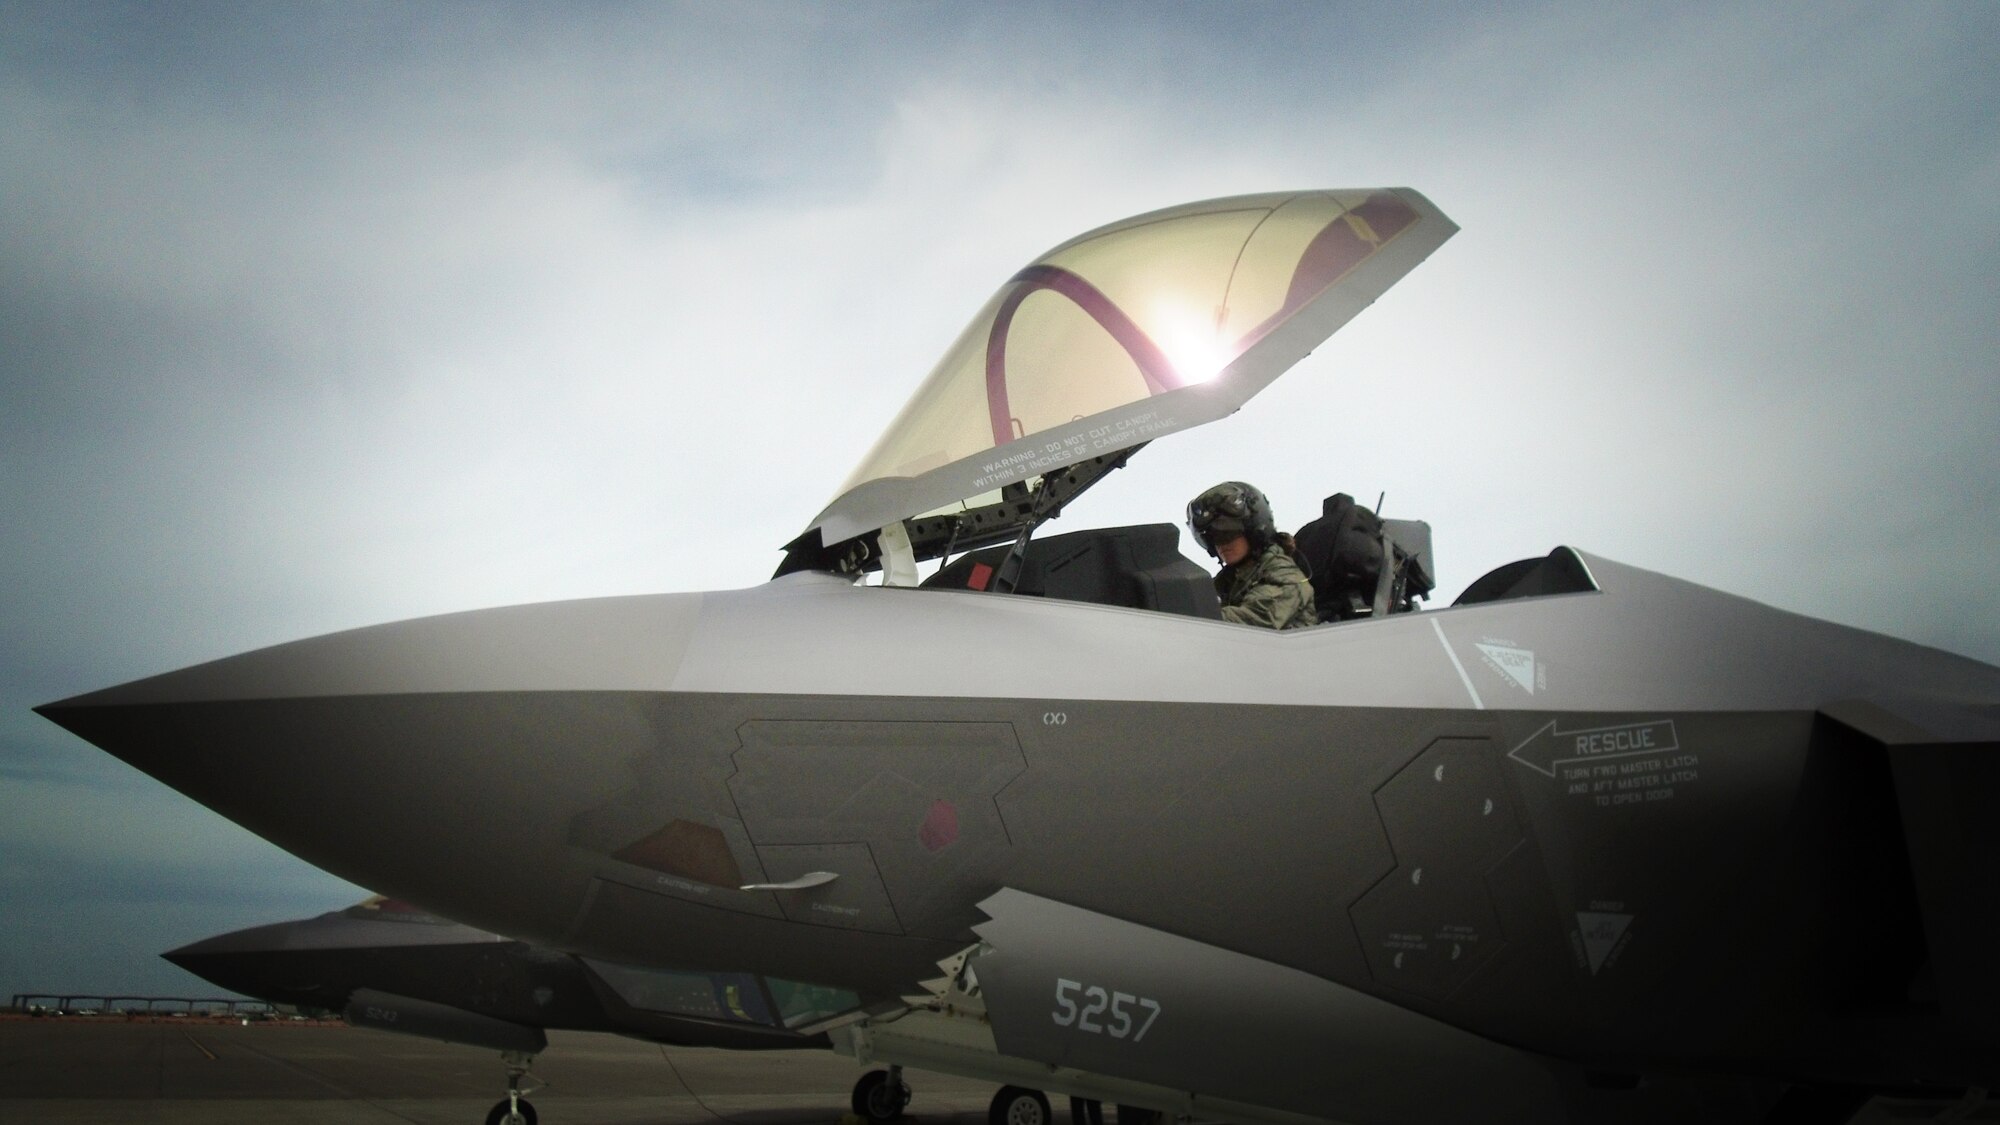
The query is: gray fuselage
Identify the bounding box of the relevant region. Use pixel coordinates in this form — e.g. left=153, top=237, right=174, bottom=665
left=41, top=547, right=2000, bottom=1113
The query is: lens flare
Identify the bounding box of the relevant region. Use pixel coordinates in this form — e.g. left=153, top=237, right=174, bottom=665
left=1153, top=302, right=1233, bottom=384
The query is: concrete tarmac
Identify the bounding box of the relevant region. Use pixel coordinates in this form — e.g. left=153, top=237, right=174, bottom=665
left=0, top=1018, right=996, bottom=1125
left=7, top=1017, right=1998, bottom=1124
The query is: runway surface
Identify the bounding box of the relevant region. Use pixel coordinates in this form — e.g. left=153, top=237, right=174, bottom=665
left=0, top=1017, right=995, bottom=1125
left=4, top=1017, right=1996, bottom=1124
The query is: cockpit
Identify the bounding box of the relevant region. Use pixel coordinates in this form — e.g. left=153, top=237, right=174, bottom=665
left=773, top=188, right=1598, bottom=624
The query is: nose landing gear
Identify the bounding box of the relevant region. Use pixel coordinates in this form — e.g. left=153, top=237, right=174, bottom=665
left=483, top=1049, right=540, bottom=1125
left=853, top=1064, right=913, bottom=1121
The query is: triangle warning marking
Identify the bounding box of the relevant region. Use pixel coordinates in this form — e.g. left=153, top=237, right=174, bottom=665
left=1576, top=912, right=1632, bottom=975
left=1475, top=643, right=1537, bottom=694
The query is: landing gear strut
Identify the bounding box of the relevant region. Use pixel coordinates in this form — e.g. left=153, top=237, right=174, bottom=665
left=1066, top=1099, right=1159, bottom=1125
left=853, top=1065, right=912, bottom=1121
left=484, top=1050, right=539, bottom=1125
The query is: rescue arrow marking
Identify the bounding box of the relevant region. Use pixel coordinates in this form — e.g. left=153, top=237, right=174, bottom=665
left=1506, top=719, right=1679, bottom=778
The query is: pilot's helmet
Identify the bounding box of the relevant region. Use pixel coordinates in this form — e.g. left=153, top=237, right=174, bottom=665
left=1186, top=481, right=1276, bottom=559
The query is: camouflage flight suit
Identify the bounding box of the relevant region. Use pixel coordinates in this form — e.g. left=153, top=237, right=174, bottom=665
left=1216, top=544, right=1319, bottom=630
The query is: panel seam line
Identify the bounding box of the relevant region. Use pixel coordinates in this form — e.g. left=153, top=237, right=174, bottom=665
left=1431, top=617, right=1484, bottom=710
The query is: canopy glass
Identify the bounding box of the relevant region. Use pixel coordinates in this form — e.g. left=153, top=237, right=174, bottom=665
left=799, top=189, right=1455, bottom=551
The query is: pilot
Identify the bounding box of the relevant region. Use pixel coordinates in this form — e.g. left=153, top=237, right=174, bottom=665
left=1186, top=482, right=1318, bottom=630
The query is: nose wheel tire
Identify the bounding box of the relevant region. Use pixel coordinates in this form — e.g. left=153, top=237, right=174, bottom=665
left=990, top=1085, right=1053, bottom=1125
left=484, top=1097, right=537, bottom=1125
left=852, top=1066, right=913, bottom=1121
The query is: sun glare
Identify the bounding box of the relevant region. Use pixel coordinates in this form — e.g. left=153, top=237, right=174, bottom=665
left=1153, top=302, right=1233, bottom=385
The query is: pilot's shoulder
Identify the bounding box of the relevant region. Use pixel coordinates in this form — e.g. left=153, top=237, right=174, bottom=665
left=1259, top=545, right=1308, bottom=582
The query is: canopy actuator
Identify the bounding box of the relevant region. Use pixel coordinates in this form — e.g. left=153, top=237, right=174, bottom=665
left=773, top=447, right=1143, bottom=579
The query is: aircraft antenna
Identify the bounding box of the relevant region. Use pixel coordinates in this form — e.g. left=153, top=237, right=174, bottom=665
left=1369, top=491, right=1406, bottom=617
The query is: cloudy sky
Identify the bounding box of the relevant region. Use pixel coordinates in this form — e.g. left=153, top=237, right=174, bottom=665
left=3, top=2, right=1996, bottom=1002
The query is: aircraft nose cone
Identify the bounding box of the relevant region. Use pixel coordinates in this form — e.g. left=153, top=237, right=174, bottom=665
left=159, top=925, right=293, bottom=996
left=39, top=593, right=705, bottom=942
left=159, top=943, right=236, bottom=986
left=158, top=947, right=199, bottom=972
left=163, top=929, right=267, bottom=961
left=160, top=928, right=342, bottom=1009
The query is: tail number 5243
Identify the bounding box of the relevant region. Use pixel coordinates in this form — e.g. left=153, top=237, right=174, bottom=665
left=1051, top=978, right=1160, bottom=1042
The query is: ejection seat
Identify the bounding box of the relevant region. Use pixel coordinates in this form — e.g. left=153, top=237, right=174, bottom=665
left=1292, top=493, right=1435, bottom=622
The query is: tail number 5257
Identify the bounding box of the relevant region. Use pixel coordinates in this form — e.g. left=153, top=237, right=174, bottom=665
left=1051, top=978, right=1161, bottom=1042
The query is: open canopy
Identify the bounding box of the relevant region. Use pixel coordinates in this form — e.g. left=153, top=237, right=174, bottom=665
left=792, top=188, right=1456, bottom=563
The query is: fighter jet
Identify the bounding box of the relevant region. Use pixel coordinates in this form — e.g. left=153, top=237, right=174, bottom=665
left=164, top=895, right=840, bottom=1125
left=39, top=189, right=2000, bottom=1125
